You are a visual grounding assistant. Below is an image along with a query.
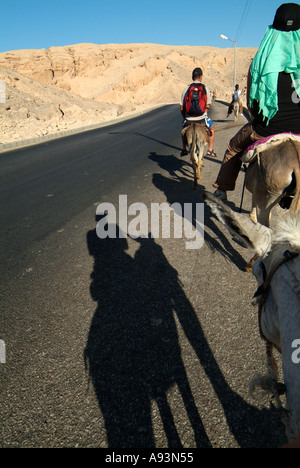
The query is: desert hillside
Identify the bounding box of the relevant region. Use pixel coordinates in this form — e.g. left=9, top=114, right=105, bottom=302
left=0, top=43, right=257, bottom=146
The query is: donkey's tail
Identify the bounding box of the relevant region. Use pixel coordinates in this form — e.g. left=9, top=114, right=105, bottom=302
left=190, top=123, right=197, bottom=159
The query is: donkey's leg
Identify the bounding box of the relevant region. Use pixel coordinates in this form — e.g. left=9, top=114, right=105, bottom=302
left=190, top=151, right=198, bottom=189
left=192, top=160, right=198, bottom=189
left=249, top=193, right=258, bottom=224
left=256, top=193, right=281, bottom=227
left=245, top=190, right=261, bottom=271
left=197, top=142, right=205, bottom=181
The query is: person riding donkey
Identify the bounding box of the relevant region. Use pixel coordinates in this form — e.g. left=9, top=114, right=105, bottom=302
left=180, top=67, right=217, bottom=158
left=227, top=84, right=243, bottom=117
left=213, top=2, right=300, bottom=201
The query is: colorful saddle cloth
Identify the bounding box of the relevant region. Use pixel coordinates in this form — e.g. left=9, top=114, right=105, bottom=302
left=241, top=133, right=300, bottom=163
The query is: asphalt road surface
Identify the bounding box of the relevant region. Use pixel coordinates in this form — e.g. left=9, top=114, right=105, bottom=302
left=0, top=102, right=287, bottom=448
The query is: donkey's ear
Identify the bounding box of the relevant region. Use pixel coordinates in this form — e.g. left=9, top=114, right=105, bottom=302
left=202, top=191, right=273, bottom=256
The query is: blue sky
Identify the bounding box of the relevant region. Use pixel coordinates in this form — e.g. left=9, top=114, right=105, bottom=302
left=0, top=0, right=291, bottom=53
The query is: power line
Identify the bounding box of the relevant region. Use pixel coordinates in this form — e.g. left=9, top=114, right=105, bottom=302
left=235, top=0, right=252, bottom=42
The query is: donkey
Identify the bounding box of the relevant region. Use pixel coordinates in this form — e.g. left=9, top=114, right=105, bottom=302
left=242, top=135, right=300, bottom=227
left=181, top=123, right=209, bottom=189
left=227, top=101, right=240, bottom=121
left=203, top=190, right=300, bottom=444
left=233, top=101, right=239, bottom=122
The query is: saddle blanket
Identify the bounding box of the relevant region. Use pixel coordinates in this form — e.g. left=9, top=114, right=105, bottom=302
left=241, top=132, right=300, bottom=164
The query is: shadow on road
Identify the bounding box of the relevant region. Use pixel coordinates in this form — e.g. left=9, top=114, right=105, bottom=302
left=108, top=131, right=182, bottom=153
left=85, top=227, right=211, bottom=448
left=149, top=152, right=248, bottom=272
left=84, top=219, right=285, bottom=448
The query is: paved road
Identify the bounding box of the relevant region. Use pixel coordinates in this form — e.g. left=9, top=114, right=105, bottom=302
left=0, top=102, right=286, bottom=448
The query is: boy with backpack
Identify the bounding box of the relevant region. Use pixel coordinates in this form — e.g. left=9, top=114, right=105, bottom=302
left=180, top=67, right=217, bottom=157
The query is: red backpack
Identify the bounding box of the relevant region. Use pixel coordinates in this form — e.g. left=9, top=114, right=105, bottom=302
left=184, top=83, right=207, bottom=117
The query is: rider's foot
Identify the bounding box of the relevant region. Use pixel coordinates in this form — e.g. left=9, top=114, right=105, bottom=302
left=213, top=189, right=227, bottom=200
left=206, top=149, right=217, bottom=157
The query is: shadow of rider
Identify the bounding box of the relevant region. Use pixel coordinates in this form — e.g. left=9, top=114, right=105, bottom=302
left=84, top=225, right=285, bottom=448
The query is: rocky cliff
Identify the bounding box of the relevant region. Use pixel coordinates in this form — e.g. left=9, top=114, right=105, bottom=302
left=0, top=43, right=257, bottom=145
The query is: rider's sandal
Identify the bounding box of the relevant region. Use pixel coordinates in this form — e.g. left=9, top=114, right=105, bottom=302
left=206, top=149, right=217, bottom=157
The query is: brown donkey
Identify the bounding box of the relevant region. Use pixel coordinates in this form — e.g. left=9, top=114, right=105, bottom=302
left=182, top=123, right=209, bottom=189
left=243, top=137, right=300, bottom=227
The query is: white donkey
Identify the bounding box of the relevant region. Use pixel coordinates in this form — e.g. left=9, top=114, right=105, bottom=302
left=203, top=191, right=300, bottom=444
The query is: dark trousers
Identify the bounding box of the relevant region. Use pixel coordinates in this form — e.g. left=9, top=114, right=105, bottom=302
left=213, top=122, right=263, bottom=191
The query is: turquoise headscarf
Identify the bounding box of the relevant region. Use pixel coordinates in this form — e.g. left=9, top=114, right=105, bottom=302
left=249, top=25, right=300, bottom=124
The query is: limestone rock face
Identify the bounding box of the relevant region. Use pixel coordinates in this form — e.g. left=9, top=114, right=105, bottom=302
left=0, top=43, right=257, bottom=145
